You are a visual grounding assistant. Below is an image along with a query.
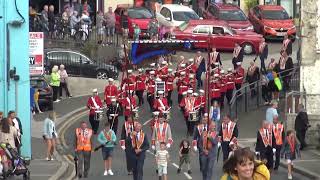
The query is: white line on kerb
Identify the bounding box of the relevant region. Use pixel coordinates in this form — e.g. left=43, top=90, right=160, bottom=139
left=172, top=163, right=179, bottom=168
left=184, top=172, right=193, bottom=179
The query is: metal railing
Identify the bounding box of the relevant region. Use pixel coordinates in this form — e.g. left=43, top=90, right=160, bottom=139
left=228, top=65, right=300, bottom=118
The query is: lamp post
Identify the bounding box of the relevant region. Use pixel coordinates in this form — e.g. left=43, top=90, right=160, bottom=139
left=206, top=32, right=212, bottom=122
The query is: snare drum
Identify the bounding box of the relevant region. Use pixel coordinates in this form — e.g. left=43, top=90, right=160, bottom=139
left=188, top=111, right=198, bottom=122
left=163, top=111, right=170, bottom=121
left=95, top=110, right=104, bottom=121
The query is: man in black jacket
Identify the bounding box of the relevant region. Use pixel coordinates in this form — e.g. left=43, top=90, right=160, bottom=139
left=257, top=39, right=268, bottom=73
left=295, top=104, right=309, bottom=150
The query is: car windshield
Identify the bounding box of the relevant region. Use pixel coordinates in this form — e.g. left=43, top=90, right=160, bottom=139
left=173, top=11, right=199, bottom=21
left=128, top=8, right=153, bottom=19
left=224, top=26, right=236, bottom=35
left=262, top=10, right=289, bottom=20
left=30, top=79, right=47, bottom=88
left=219, top=10, right=247, bottom=21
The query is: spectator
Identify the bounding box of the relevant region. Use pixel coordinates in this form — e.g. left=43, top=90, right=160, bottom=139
left=121, top=10, right=129, bottom=38
left=294, top=104, right=309, bottom=150
left=97, top=122, right=116, bottom=176
left=50, top=65, right=61, bottom=102
left=261, top=73, right=271, bottom=105
left=148, top=18, right=159, bottom=40
left=7, top=111, right=23, bottom=152
left=30, top=86, right=36, bottom=114
left=155, top=142, right=170, bottom=180
left=209, top=101, right=221, bottom=125
left=70, top=11, right=80, bottom=36
left=246, top=61, right=260, bottom=97
left=34, top=88, right=43, bottom=114
left=0, top=118, right=18, bottom=149
left=105, top=7, right=116, bottom=44
left=29, top=5, right=37, bottom=31
left=133, top=24, right=141, bottom=41
left=265, top=100, right=278, bottom=124
left=81, top=0, right=92, bottom=17
left=96, top=11, right=106, bottom=44
left=58, top=64, right=72, bottom=98
left=48, top=5, right=55, bottom=38
left=41, top=5, right=49, bottom=34
left=221, top=148, right=270, bottom=180
left=43, top=111, right=58, bottom=161
left=81, top=11, right=92, bottom=41
left=62, top=7, right=70, bottom=23
left=267, top=58, right=276, bottom=71
left=177, top=139, right=191, bottom=174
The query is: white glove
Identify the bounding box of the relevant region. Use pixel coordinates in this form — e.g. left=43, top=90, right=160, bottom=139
left=217, top=142, right=221, bottom=148
left=193, top=146, right=198, bottom=152
left=121, top=146, right=125, bottom=150
left=255, top=152, right=260, bottom=156
left=272, top=148, right=276, bottom=153
left=151, top=145, right=155, bottom=150
left=166, top=144, right=171, bottom=149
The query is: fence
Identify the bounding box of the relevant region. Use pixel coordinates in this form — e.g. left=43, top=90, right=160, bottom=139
left=228, top=65, right=300, bottom=118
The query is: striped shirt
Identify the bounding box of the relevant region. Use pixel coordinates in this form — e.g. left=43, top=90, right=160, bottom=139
left=156, top=150, right=169, bottom=166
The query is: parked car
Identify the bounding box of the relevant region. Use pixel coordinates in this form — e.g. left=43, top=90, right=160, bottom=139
left=248, top=5, right=296, bottom=39
left=156, top=4, right=200, bottom=28
left=115, top=5, right=154, bottom=37
left=44, top=49, right=118, bottom=79
left=202, top=3, right=253, bottom=31
left=30, top=75, right=53, bottom=111
left=172, top=20, right=263, bottom=54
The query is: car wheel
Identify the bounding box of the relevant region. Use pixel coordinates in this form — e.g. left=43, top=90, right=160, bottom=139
left=242, top=43, right=254, bottom=55
left=96, top=70, right=109, bottom=79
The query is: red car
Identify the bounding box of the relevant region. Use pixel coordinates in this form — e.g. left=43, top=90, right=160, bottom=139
left=115, top=5, right=154, bottom=37
left=248, top=5, right=296, bottom=39
left=172, top=20, right=263, bottom=54
left=202, top=3, right=253, bottom=31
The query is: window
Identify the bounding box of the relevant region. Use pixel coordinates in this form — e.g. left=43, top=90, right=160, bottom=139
left=69, top=52, right=81, bottom=63
left=193, top=26, right=210, bottom=34
left=128, top=8, right=153, bottom=19
left=172, top=11, right=199, bottom=21
left=261, top=10, right=289, bottom=20
left=208, top=6, right=217, bottom=17
left=212, top=27, right=224, bottom=34
left=218, top=10, right=247, bottom=21
left=47, top=52, right=69, bottom=61
left=160, top=8, right=171, bottom=18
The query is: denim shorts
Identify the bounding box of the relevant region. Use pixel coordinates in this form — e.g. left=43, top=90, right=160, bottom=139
left=106, top=27, right=115, bottom=36
left=101, top=146, right=113, bottom=160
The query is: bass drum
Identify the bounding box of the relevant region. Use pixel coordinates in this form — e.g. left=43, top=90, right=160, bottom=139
left=95, top=110, right=104, bottom=121
left=163, top=111, right=170, bottom=121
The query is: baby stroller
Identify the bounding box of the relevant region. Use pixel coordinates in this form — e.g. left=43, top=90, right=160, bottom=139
left=0, top=143, right=30, bottom=180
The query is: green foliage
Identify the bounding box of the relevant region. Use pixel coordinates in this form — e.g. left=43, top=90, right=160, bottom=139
left=244, top=0, right=258, bottom=10
left=80, top=41, right=98, bottom=58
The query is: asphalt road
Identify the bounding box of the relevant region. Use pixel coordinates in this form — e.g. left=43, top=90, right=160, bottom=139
left=62, top=90, right=309, bottom=180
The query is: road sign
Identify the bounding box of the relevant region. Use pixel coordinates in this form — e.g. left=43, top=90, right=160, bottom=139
left=29, top=32, right=44, bottom=75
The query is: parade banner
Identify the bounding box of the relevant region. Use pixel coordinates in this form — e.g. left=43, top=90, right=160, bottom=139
left=29, top=32, right=44, bottom=75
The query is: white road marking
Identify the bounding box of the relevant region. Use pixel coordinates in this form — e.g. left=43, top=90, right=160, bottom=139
left=143, top=119, right=152, bottom=126
left=184, top=172, right=193, bottom=179
left=294, top=160, right=320, bottom=162
left=172, top=163, right=179, bottom=168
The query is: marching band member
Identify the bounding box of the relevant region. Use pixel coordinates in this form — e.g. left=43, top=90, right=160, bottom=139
left=210, top=74, right=221, bottom=105
left=166, top=69, right=175, bottom=106
left=195, top=51, right=205, bottom=66
left=177, top=71, right=189, bottom=104
left=127, top=69, right=136, bottom=82
left=146, top=71, right=156, bottom=111
left=246, top=61, right=260, bottom=97
left=158, top=61, right=169, bottom=80
left=218, top=115, right=238, bottom=161
left=219, top=70, right=227, bottom=108
left=127, top=122, right=150, bottom=180
left=104, top=78, right=118, bottom=105
left=150, top=111, right=160, bottom=134
left=234, top=62, right=244, bottom=96
left=199, top=122, right=219, bottom=180
left=210, top=47, right=222, bottom=69
left=122, top=74, right=136, bottom=97
left=187, top=58, right=197, bottom=74
left=211, top=62, right=221, bottom=76
left=106, top=98, right=121, bottom=135
left=193, top=114, right=209, bottom=171
left=180, top=89, right=198, bottom=136
left=122, top=92, right=137, bottom=120
left=153, top=91, right=170, bottom=114
left=232, top=43, right=244, bottom=69
left=255, top=120, right=276, bottom=170
left=272, top=117, right=285, bottom=171
left=87, top=88, right=103, bottom=134
left=189, top=74, right=197, bottom=90
left=176, top=63, right=187, bottom=76
left=151, top=115, right=173, bottom=151
left=281, top=34, right=292, bottom=56
left=199, top=89, right=206, bottom=116
left=135, top=69, right=147, bottom=106
left=120, top=116, right=135, bottom=175
left=225, top=68, right=235, bottom=103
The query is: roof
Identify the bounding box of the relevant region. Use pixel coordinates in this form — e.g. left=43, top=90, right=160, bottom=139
left=188, top=19, right=228, bottom=27
left=161, top=4, right=194, bottom=11
left=258, top=5, right=284, bottom=10
left=213, top=3, right=241, bottom=10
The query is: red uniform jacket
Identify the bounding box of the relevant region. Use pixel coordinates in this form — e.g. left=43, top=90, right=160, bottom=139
left=210, top=81, right=221, bottom=98
left=199, top=95, right=206, bottom=108
left=147, top=79, right=155, bottom=94
left=180, top=96, right=196, bottom=117
left=177, top=77, right=189, bottom=95
left=166, top=75, right=175, bottom=92
left=122, top=78, right=135, bottom=92
left=104, top=85, right=118, bottom=105
left=187, top=63, right=197, bottom=74
left=87, top=96, right=103, bottom=115
left=136, top=75, right=147, bottom=91
left=235, top=67, right=245, bottom=84
left=122, top=96, right=137, bottom=116
left=189, top=79, right=196, bottom=90
left=226, top=73, right=235, bottom=90
left=153, top=97, right=169, bottom=113
left=157, top=66, right=168, bottom=79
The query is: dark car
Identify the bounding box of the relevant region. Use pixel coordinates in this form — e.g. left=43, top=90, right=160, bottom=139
left=30, top=75, right=53, bottom=111
left=202, top=3, right=253, bottom=31
left=44, top=49, right=119, bottom=79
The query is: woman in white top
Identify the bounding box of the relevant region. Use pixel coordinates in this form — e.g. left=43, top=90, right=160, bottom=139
left=209, top=100, right=221, bottom=130
left=43, top=112, right=58, bottom=161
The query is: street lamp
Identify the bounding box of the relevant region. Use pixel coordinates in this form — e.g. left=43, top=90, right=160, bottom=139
left=206, top=31, right=212, bottom=117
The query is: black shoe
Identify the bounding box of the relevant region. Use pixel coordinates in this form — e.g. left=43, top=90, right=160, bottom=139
left=187, top=170, right=192, bottom=174
left=78, top=174, right=82, bottom=178
left=177, top=168, right=181, bottom=174
left=128, top=171, right=133, bottom=175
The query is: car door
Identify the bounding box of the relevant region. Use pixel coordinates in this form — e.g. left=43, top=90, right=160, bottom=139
left=68, top=52, right=82, bottom=76
left=46, top=51, right=69, bottom=73
left=80, top=55, right=98, bottom=78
